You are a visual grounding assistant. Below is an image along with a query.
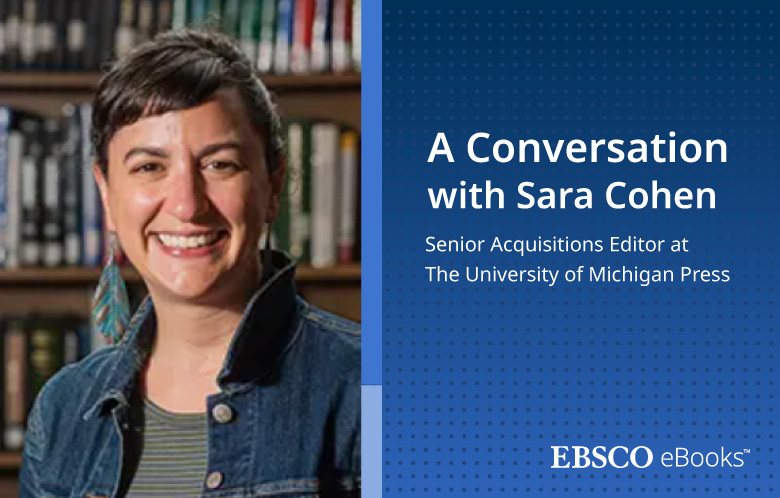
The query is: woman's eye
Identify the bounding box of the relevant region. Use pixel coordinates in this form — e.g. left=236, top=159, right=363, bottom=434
left=204, top=160, right=240, bottom=172
left=132, top=162, right=162, bottom=174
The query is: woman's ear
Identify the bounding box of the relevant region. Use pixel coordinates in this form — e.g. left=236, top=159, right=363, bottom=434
left=265, top=159, right=286, bottom=223
left=92, top=163, right=116, bottom=232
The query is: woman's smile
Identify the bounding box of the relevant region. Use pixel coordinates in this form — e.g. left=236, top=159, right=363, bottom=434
left=152, top=229, right=229, bottom=256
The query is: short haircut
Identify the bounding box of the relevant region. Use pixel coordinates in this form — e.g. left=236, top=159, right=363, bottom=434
left=91, top=28, right=283, bottom=175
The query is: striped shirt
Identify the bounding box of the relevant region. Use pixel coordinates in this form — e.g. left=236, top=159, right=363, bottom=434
left=123, top=398, right=208, bottom=497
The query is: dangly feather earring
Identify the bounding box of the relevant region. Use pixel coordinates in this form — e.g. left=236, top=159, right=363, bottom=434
left=91, top=232, right=130, bottom=345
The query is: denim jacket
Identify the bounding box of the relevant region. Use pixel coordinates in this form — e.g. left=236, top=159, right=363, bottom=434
left=19, top=252, right=361, bottom=497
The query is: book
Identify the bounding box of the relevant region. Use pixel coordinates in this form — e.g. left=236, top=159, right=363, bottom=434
left=26, top=316, right=65, bottom=414
left=79, top=103, right=103, bottom=267
left=238, top=0, right=261, bottom=64
left=4, top=0, right=22, bottom=70
left=4, top=120, right=24, bottom=269
left=291, top=0, right=315, bottom=74
left=136, top=0, right=155, bottom=44
left=0, top=108, right=10, bottom=267
left=351, top=0, right=360, bottom=71
left=51, top=0, right=69, bottom=70
left=66, top=0, right=87, bottom=70
left=3, top=318, right=26, bottom=450
left=331, top=0, right=351, bottom=73
left=221, top=0, right=241, bottom=38
left=188, top=0, right=209, bottom=27
left=41, top=118, right=63, bottom=267
left=0, top=1, right=8, bottom=69
left=19, top=0, right=36, bottom=69
left=273, top=0, right=295, bottom=74
left=281, top=121, right=312, bottom=262
left=34, top=0, right=56, bottom=70
left=256, top=0, right=278, bottom=73
left=61, top=104, right=84, bottom=266
left=309, top=122, right=340, bottom=268
left=310, top=0, right=331, bottom=73
left=19, top=117, right=42, bottom=267
left=338, top=129, right=358, bottom=263
left=155, top=0, right=173, bottom=35
left=115, top=0, right=137, bottom=59
left=171, top=0, right=188, bottom=30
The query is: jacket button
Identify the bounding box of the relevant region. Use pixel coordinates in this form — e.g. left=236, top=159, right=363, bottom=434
left=205, top=471, right=223, bottom=489
left=211, top=403, right=234, bottom=424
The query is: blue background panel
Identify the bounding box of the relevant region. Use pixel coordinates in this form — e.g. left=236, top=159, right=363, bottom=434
left=382, top=4, right=776, bottom=497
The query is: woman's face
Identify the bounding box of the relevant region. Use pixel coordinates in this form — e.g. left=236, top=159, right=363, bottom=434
left=95, top=88, right=283, bottom=304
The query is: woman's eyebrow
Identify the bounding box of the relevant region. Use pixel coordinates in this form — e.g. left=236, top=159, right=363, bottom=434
left=123, top=146, right=169, bottom=164
left=195, top=140, right=243, bottom=160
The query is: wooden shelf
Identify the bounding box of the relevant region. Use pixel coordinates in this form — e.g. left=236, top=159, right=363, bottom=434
left=0, top=264, right=360, bottom=285
left=0, top=72, right=361, bottom=92
left=0, top=452, right=21, bottom=470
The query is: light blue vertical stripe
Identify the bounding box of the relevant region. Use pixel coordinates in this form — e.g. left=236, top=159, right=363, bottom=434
left=361, top=385, right=382, bottom=498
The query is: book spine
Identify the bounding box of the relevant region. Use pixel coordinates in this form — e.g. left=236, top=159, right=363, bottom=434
left=222, top=0, right=240, bottom=37
left=97, top=0, right=120, bottom=67
left=51, top=0, right=69, bottom=70
left=155, top=0, right=173, bottom=35
left=116, top=0, right=137, bottom=59
left=61, top=104, right=83, bottom=266
left=66, top=0, right=86, bottom=71
left=310, top=123, right=339, bottom=268
left=3, top=319, right=26, bottom=450
left=137, top=0, right=155, bottom=44
left=171, top=0, right=188, bottom=29
left=34, top=0, right=55, bottom=70
left=82, top=0, right=101, bottom=70
left=188, top=0, right=208, bottom=26
left=338, top=129, right=357, bottom=263
left=19, top=0, right=36, bottom=69
left=309, top=0, right=331, bottom=73
left=27, top=317, right=64, bottom=413
left=5, top=0, right=22, bottom=70
left=208, top=0, right=222, bottom=25
left=291, top=0, right=315, bottom=74
left=238, top=0, right=260, bottom=65
left=79, top=103, right=102, bottom=267
left=62, top=319, right=80, bottom=365
left=273, top=0, right=294, bottom=74
left=331, top=0, right=351, bottom=72
left=0, top=107, right=9, bottom=267
left=256, top=0, right=277, bottom=73
left=5, top=129, right=23, bottom=269
left=19, top=118, right=41, bottom=267
left=41, top=118, right=62, bottom=267
left=286, top=121, right=311, bottom=262
left=351, top=0, right=360, bottom=71
left=0, top=1, right=8, bottom=70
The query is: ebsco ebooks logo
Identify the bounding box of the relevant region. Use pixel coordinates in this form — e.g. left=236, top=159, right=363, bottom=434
left=551, top=446, right=748, bottom=469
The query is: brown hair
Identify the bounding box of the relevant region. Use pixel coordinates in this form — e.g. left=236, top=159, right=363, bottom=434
left=91, top=28, right=283, bottom=175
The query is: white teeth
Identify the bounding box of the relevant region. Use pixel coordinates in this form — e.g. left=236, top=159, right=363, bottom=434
left=156, top=232, right=220, bottom=249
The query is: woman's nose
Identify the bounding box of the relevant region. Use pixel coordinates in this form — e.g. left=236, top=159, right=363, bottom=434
left=164, top=167, right=209, bottom=221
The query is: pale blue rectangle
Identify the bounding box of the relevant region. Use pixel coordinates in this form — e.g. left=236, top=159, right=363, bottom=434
left=361, top=385, right=382, bottom=498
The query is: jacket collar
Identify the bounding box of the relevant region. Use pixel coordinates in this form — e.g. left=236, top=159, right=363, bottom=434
left=83, top=250, right=300, bottom=420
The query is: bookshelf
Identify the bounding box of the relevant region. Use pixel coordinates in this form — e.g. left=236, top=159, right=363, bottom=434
left=0, top=72, right=361, bottom=91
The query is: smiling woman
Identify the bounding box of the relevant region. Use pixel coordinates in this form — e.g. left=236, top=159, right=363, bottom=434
left=18, top=29, right=360, bottom=498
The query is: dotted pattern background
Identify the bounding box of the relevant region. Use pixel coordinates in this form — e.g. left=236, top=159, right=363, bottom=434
left=382, top=4, right=776, bottom=497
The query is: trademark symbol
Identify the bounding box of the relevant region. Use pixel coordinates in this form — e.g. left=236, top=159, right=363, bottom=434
left=743, top=449, right=750, bottom=454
